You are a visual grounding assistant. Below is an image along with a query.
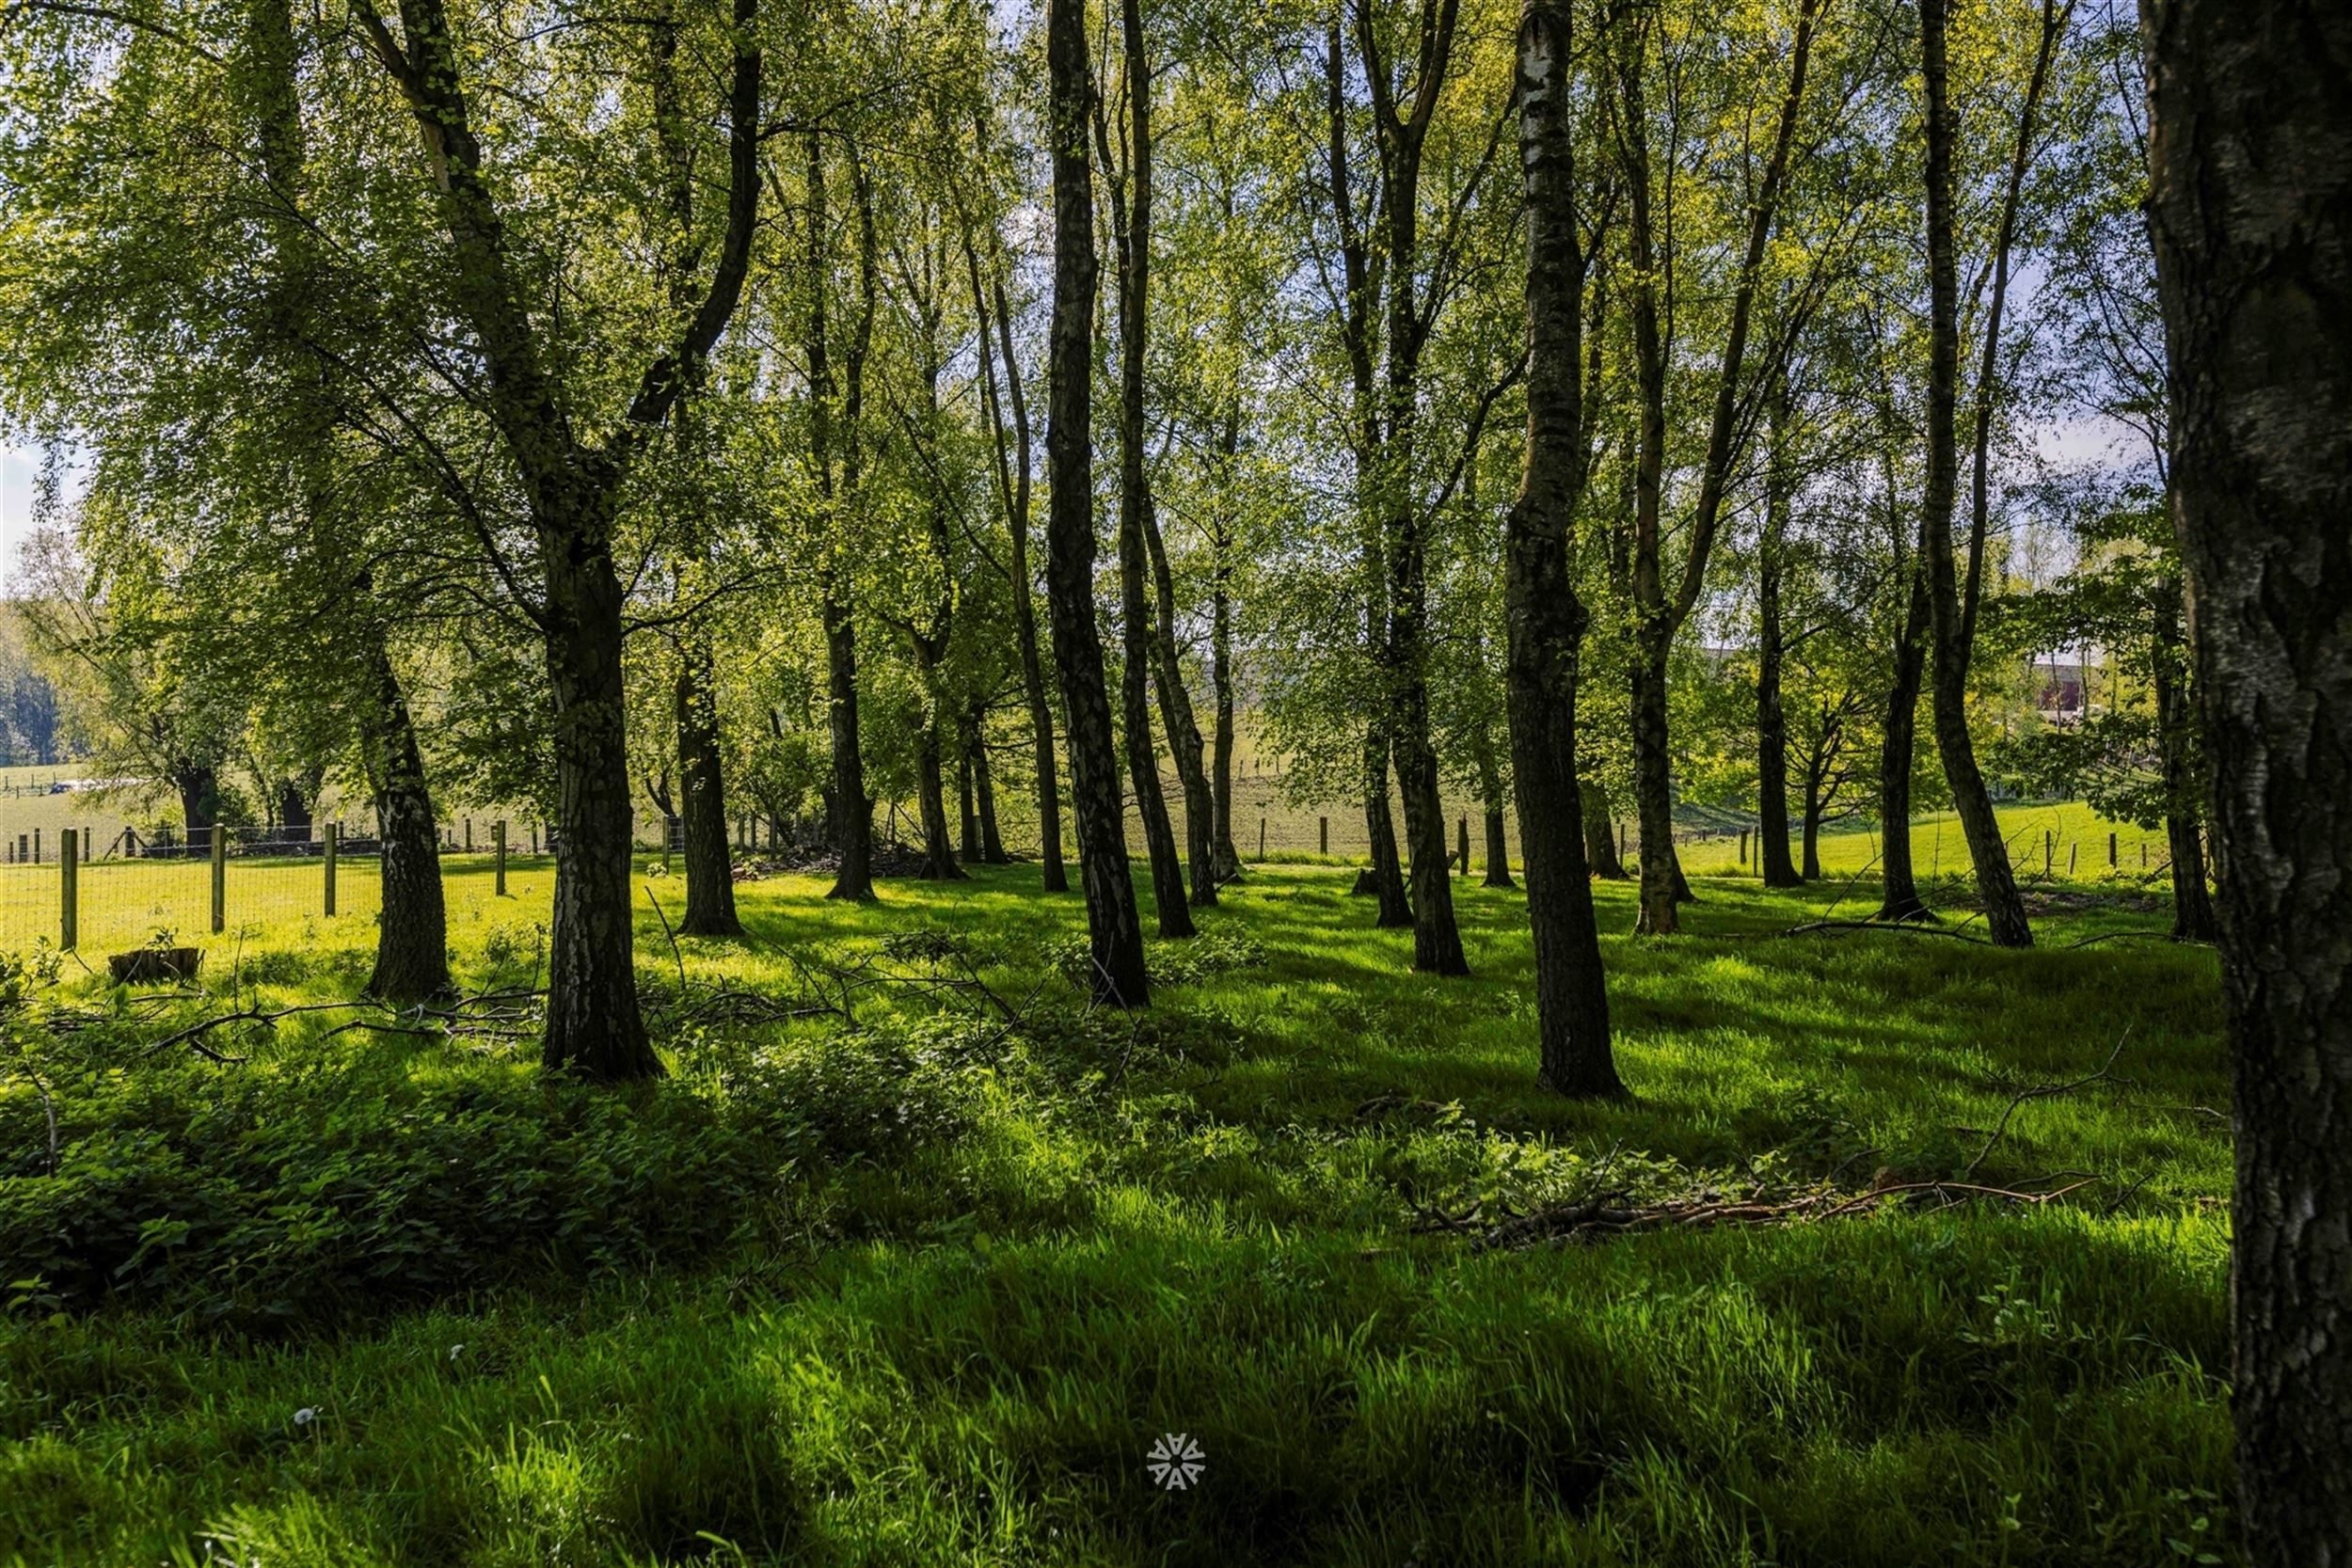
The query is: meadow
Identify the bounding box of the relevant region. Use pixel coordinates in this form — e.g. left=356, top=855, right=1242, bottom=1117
left=0, top=815, right=2234, bottom=1566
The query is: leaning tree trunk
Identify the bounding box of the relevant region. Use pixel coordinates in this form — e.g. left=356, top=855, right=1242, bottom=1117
left=675, top=633, right=741, bottom=935
left=1359, top=736, right=1414, bottom=925
left=1917, top=0, right=2030, bottom=947
left=1144, top=514, right=1217, bottom=907
left=358, top=637, right=450, bottom=1002
left=1506, top=0, right=1617, bottom=1097
left=2147, top=17, right=2352, bottom=1560
left=1878, top=569, right=1931, bottom=921
left=1045, top=0, right=1149, bottom=1006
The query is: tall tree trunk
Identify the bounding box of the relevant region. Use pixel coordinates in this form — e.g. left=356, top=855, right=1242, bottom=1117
left=1582, top=779, right=1629, bottom=879
left=2146, top=5, right=2352, bottom=1559
left=1363, top=0, right=1469, bottom=976
left=1629, top=643, right=1680, bottom=930
left=1756, top=386, right=1802, bottom=886
left=675, top=631, right=740, bottom=934
left=242, top=0, right=446, bottom=996
left=968, top=230, right=1066, bottom=892
left=1106, top=0, right=1192, bottom=939
left=973, top=728, right=1008, bottom=864
left=958, top=744, right=980, bottom=861
left=362, top=0, right=762, bottom=1078
left=1616, top=0, right=1820, bottom=938
left=1214, top=413, right=1251, bottom=883
left=821, top=595, right=874, bottom=898
left=1917, top=0, right=2031, bottom=948
left=542, top=524, right=660, bottom=1078
left=913, top=683, right=965, bottom=880
left=808, top=133, right=875, bottom=901
left=1045, top=0, right=1148, bottom=1005
left=1507, top=0, right=1618, bottom=1096
left=1877, top=567, right=1931, bottom=920
left=1144, top=504, right=1217, bottom=906
left=359, top=637, right=451, bottom=1002
left=1801, top=751, right=1826, bottom=881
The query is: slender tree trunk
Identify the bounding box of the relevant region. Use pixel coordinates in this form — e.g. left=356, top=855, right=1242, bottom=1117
left=2153, top=577, right=2217, bottom=941
left=1629, top=641, right=1681, bottom=931
left=808, top=134, right=875, bottom=901
left=973, top=729, right=1008, bottom=864
left=1474, top=715, right=1514, bottom=889
left=1508, top=0, right=1618, bottom=1096
left=1582, top=779, right=1629, bottom=879
left=2146, top=6, right=2352, bottom=1558
left=958, top=743, right=980, bottom=861
left=1045, top=0, right=1148, bottom=1005
left=675, top=632, right=740, bottom=934
left=821, top=596, right=874, bottom=898
left=1878, top=567, right=1931, bottom=921
left=1918, top=0, right=2031, bottom=948
left=1367, top=0, right=1468, bottom=977
left=969, top=227, right=1066, bottom=892
left=1358, top=738, right=1414, bottom=924
left=359, top=636, right=450, bottom=1002
left=1144, top=508, right=1217, bottom=905
left=1482, top=809, right=1513, bottom=889
left=1801, top=756, right=1825, bottom=881
left=1756, top=388, right=1802, bottom=886
left=913, top=683, right=964, bottom=880
left=1106, top=0, right=1192, bottom=939
left=1209, top=420, right=1243, bottom=882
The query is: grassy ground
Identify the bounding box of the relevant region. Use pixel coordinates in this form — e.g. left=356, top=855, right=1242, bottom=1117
left=0, top=844, right=2234, bottom=1566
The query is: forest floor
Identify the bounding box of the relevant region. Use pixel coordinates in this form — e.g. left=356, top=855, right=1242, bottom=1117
left=0, top=848, right=2235, bottom=1566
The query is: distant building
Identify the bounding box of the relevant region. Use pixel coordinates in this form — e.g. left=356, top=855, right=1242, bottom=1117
left=2033, top=659, right=2098, bottom=725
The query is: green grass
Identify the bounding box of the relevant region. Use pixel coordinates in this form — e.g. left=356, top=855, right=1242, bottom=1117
left=0, top=847, right=2236, bottom=1566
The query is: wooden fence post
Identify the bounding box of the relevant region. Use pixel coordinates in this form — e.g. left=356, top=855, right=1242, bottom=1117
left=495, top=820, right=508, bottom=896
left=1457, top=816, right=1470, bottom=874
left=1318, top=816, right=1328, bottom=856
left=1739, top=829, right=1749, bottom=865
left=325, top=823, right=339, bottom=917
left=2108, top=831, right=2118, bottom=867
left=210, top=828, right=227, bottom=934
left=59, top=828, right=76, bottom=951
left=2068, top=843, right=2078, bottom=875
left=2044, top=830, right=2054, bottom=875
left=1257, top=816, right=1266, bottom=862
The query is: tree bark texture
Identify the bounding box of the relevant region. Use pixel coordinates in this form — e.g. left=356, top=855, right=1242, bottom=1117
left=1046, top=0, right=1149, bottom=1006
left=1507, top=0, right=1618, bottom=1096
left=1917, top=0, right=2031, bottom=947
left=2144, top=7, right=2352, bottom=1559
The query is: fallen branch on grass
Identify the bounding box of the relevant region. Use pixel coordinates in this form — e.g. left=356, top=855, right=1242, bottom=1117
left=1961, top=1031, right=2132, bottom=1180
left=1783, top=918, right=1997, bottom=943
left=1473, top=1175, right=2099, bottom=1252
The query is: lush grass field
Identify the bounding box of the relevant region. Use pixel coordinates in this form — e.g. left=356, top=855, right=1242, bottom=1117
left=0, top=835, right=2234, bottom=1566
